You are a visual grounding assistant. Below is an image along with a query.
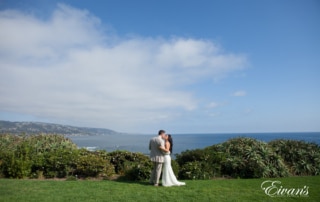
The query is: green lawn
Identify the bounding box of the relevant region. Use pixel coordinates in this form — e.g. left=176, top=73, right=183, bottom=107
left=0, top=176, right=319, bottom=202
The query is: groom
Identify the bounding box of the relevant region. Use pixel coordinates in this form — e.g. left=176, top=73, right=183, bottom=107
left=149, top=129, right=167, bottom=186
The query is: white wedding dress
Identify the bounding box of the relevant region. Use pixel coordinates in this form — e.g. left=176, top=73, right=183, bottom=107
left=162, top=153, right=186, bottom=187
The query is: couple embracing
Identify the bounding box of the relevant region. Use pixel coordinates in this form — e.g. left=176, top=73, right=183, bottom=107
left=149, top=130, right=186, bottom=187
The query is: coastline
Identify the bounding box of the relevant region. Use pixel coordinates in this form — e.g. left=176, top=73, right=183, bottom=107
left=69, top=132, right=320, bottom=155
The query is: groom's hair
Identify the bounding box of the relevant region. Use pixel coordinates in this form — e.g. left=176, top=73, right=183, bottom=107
left=158, top=130, right=166, bottom=135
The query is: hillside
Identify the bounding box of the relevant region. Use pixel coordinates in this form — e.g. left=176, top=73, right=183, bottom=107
left=0, top=120, right=118, bottom=136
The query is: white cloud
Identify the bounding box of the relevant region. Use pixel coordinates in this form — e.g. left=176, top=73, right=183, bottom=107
left=207, top=102, right=220, bottom=108
left=232, top=90, right=247, bottom=97
left=209, top=112, right=222, bottom=117
left=0, top=4, right=248, bottom=132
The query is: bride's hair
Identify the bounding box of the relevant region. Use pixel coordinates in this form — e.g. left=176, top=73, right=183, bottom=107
left=167, top=134, right=173, bottom=154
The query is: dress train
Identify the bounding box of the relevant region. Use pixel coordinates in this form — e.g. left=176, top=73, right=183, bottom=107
left=162, top=154, right=186, bottom=187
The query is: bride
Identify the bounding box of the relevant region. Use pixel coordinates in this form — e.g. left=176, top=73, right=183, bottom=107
left=161, top=134, right=186, bottom=187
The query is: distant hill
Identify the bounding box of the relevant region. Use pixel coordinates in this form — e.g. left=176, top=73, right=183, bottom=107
left=0, top=120, right=119, bottom=136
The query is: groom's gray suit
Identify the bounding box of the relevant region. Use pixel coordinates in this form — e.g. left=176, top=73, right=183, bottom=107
left=149, top=135, right=165, bottom=185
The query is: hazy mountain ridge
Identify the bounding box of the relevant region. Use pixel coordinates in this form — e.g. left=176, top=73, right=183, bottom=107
left=0, top=120, right=119, bottom=136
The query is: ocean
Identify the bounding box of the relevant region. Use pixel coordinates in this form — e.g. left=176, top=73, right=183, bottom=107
left=68, top=132, right=320, bottom=156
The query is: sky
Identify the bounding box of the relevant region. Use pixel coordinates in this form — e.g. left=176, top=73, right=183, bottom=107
left=0, top=0, right=319, bottom=134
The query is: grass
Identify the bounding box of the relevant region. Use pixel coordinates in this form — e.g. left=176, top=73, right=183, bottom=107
left=0, top=176, right=319, bottom=202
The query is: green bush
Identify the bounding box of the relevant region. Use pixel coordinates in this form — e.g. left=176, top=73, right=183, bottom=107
left=108, top=150, right=152, bottom=181
left=171, top=159, right=180, bottom=177
left=269, top=139, right=320, bottom=176
left=0, top=135, right=32, bottom=178
left=32, top=135, right=78, bottom=178
left=123, top=161, right=152, bottom=181
left=74, top=149, right=114, bottom=178
left=1, top=153, right=32, bottom=178
left=175, top=149, right=206, bottom=165
left=176, top=147, right=224, bottom=179
left=179, top=161, right=211, bottom=180
left=219, top=137, right=289, bottom=178
left=0, top=134, right=79, bottom=178
left=65, top=175, right=78, bottom=181
left=1, top=134, right=318, bottom=180
left=176, top=137, right=292, bottom=179
left=0, top=134, right=144, bottom=180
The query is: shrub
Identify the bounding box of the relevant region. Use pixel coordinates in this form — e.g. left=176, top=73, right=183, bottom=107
left=123, top=161, right=152, bottom=181
left=65, top=175, right=77, bottom=181
left=74, top=149, right=114, bottom=178
left=171, top=159, right=180, bottom=177
left=219, top=137, right=289, bottom=178
left=1, top=134, right=318, bottom=180
left=31, top=135, right=79, bottom=178
left=176, top=147, right=225, bottom=179
left=269, top=139, right=320, bottom=176
left=176, top=137, right=292, bottom=179
left=179, top=161, right=212, bottom=180
left=0, top=135, right=32, bottom=178
left=0, top=134, right=79, bottom=178
left=108, top=150, right=152, bottom=181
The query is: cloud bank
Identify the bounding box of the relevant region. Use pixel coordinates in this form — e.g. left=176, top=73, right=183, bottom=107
left=232, top=90, right=247, bottom=97
left=0, top=4, right=248, bottom=132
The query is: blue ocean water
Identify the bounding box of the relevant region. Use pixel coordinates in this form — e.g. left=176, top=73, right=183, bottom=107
left=68, top=132, right=320, bottom=156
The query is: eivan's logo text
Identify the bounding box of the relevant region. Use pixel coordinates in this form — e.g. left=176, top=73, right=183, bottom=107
left=261, top=180, right=309, bottom=197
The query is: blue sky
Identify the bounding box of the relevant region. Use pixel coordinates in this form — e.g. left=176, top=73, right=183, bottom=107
left=0, top=0, right=319, bottom=133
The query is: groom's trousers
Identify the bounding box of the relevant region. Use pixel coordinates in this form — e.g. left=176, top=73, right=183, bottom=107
left=150, top=162, right=163, bottom=185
